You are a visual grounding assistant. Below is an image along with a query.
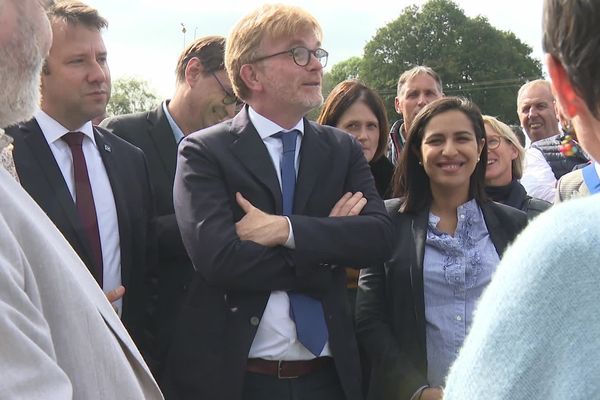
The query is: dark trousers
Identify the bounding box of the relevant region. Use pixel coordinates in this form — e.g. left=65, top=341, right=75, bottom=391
left=242, top=362, right=346, bottom=400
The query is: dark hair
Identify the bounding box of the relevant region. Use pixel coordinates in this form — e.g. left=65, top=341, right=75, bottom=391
left=47, top=0, right=108, bottom=30
left=176, top=35, right=226, bottom=85
left=543, top=0, right=600, bottom=119
left=317, top=79, right=389, bottom=162
left=392, top=97, right=488, bottom=213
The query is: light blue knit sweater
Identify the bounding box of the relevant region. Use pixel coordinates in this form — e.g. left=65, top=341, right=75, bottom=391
left=444, top=194, right=600, bottom=399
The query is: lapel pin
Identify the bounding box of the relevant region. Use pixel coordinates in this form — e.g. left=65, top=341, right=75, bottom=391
left=104, top=144, right=111, bottom=152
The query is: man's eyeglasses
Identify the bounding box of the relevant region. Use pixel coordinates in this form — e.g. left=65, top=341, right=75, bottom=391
left=250, top=46, right=329, bottom=68
left=212, top=73, right=241, bottom=106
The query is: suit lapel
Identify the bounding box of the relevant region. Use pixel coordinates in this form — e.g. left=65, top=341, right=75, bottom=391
left=294, top=121, right=331, bottom=214
left=19, top=120, right=95, bottom=267
left=147, top=105, right=177, bottom=184
left=481, top=202, right=508, bottom=256
left=94, top=128, right=132, bottom=285
left=410, top=209, right=428, bottom=350
left=230, top=111, right=282, bottom=213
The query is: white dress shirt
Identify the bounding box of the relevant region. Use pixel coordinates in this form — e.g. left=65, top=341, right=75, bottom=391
left=35, top=110, right=123, bottom=314
left=162, top=100, right=184, bottom=144
left=521, top=147, right=557, bottom=203
left=246, top=106, right=331, bottom=360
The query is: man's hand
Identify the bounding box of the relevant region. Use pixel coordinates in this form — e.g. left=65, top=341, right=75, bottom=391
left=235, top=192, right=289, bottom=247
left=419, top=387, right=443, bottom=400
left=105, top=285, right=125, bottom=303
left=105, top=286, right=125, bottom=314
left=329, top=192, right=367, bottom=217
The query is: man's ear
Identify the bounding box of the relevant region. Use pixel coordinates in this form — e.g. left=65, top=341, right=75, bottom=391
left=239, top=64, right=262, bottom=92
left=184, top=57, right=203, bottom=87
left=546, top=54, right=580, bottom=118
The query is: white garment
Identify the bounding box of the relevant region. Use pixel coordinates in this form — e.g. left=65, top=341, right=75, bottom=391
left=246, top=106, right=332, bottom=360
left=0, top=166, right=162, bottom=399
left=35, top=110, right=123, bottom=313
left=520, top=147, right=556, bottom=203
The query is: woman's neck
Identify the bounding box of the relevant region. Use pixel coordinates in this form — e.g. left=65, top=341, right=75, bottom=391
left=430, top=185, right=471, bottom=235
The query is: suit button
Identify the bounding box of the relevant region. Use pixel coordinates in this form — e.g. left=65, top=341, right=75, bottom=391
left=250, top=316, right=260, bottom=326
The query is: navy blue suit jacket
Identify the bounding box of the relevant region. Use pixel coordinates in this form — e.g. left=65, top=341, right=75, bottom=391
left=162, top=107, right=393, bottom=400
left=6, top=118, right=156, bottom=356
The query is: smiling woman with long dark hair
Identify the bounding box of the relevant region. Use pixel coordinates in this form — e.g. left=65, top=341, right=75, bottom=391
left=355, top=97, right=527, bottom=400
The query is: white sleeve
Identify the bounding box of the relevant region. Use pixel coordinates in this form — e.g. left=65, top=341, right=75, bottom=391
left=520, top=148, right=557, bottom=203
left=283, top=216, right=295, bottom=249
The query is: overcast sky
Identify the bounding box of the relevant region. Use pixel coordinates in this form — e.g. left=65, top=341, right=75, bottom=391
left=86, top=0, right=545, bottom=98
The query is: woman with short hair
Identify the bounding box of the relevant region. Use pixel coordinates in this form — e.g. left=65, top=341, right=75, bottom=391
left=483, top=115, right=551, bottom=219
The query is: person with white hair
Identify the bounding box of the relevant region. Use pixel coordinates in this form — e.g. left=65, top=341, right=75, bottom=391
left=0, top=0, right=162, bottom=398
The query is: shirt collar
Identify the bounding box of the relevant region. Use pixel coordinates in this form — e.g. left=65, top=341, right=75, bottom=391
left=162, top=100, right=185, bottom=143
left=428, top=198, right=480, bottom=230
left=247, top=106, right=304, bottom=140
left=35, top=109, right=96, bottom=145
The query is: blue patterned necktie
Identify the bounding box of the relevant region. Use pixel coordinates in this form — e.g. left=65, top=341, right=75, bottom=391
left=273, top=129, right=329, bottom=356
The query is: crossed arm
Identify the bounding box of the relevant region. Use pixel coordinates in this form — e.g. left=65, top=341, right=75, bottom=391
left=235, top=191, right=368, bottom=247
left=174, top=134, right=392, bottom=293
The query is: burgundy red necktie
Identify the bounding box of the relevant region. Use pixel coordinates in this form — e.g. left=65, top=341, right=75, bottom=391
left=62, top=131, right=103, bottom=287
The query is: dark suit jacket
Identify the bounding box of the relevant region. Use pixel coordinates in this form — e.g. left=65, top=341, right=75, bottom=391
left=355, top=199, right=527, bottom=400
left=161, top=108, right=393, bottom=400
left=6, top=118, right=156, bottom=354
left=101, top=104, right=194, bottom=375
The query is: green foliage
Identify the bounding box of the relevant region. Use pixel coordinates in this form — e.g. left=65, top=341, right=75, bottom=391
left=307, top=57, right=365, bottom=121
left=323, top=56, right=364, bottom=95
left=107, top=76, right=159, bottom=117
left=329, top=0, right=544, bottom=125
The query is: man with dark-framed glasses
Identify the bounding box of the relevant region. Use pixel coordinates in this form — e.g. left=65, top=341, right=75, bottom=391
left=100, top=35, right=235, bottom=380
left=162, top=4, right=392, bottom=400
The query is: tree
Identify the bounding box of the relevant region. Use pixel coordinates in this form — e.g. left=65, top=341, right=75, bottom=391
left=355, top=0, right=542, bottom=124
left=323, top=56, right=363, bottom=95
left=107, top=76, right=159, bottom=117
left=308, top=57, right=364, bottom=120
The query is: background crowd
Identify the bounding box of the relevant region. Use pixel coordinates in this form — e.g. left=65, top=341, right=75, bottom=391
left=0, top=0, right=598, bottom=399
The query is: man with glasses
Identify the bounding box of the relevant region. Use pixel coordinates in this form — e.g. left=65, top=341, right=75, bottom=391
left=162, top=4, right=392, bottom=400
left=100, top=35, right=234, bottom=380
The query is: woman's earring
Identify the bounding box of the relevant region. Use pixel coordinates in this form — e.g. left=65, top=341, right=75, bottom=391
left=418, top=161, right=423, bottom=166
left=559, top=134, right=579, bottom=157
